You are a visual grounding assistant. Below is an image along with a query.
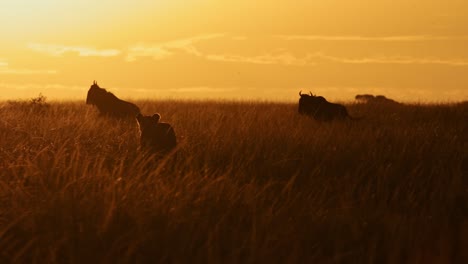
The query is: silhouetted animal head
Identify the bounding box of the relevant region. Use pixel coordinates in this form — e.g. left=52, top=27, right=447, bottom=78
left=298, top=91, right=327, bottom=115
left=86, top=81, right=115, bottom=105
left=86, top=81, right=140, bottom=118
left=136, top=113, right=161, bottom=131
left=298, top=91, right=352, bottom=121
left=136, top=113, right=176, bottom=155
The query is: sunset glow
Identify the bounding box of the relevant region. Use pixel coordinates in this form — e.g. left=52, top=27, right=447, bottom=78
left=1, top=0, right=467, bottom=101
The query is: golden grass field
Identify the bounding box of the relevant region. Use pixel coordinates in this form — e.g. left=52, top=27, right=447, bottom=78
left=0, top=96, right=467, bottom=263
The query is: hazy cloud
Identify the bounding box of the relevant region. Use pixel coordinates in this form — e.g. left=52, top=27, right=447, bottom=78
left=123, top=34, right=468, bottom=67
left=0, top=61, right=57, bottom=75
left=312, top=53, right=468, bottom=66
left=206, top=52, right=315, bottom=66
left=125, top=33, right=468, bottom=67
left=0, top=83, right=83, bottom=91
left=28, top=43, right=121, bottom=57
left=204, top=51, right=468, bottom=67
left=126, top=34, right=225, bottom=61
left=231, top=36, right=248, bottom=41
left=0, top=82, right=86, bottom=100
left=126, top=34, right=315, bottom=66
left=125, top=45, right=173, bottom=61
left=278, top=35, right=468, bottom=41
left=167, top=87, right=237, bottom=93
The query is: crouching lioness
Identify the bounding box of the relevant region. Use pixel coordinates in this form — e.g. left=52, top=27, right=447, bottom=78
left=136, top=113, right=176, bottom=156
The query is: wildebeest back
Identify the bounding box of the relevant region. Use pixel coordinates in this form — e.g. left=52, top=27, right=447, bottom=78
left=298, top=91, right=353, bottom=121
left=86, top=81, right=140, bottom=118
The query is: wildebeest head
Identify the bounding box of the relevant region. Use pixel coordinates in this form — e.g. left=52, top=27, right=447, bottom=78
left=298, top=91, right=327, bottom=115
left=86, top=81, right=140, bottom=118
left=86, top=81, right=109, bottom=105
left=298, top=91, right=353, bottom=121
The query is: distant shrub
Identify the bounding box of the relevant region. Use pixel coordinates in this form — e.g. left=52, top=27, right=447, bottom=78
left=29, top=93, right=48, bottom=106
left=6, top=93, right=50, bottom=113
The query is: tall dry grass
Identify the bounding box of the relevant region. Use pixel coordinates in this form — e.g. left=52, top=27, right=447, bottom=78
left=0, top=97, right=466, bottom=263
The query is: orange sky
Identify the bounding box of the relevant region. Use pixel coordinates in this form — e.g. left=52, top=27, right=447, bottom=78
left=1, top=0, right=467, bottom=102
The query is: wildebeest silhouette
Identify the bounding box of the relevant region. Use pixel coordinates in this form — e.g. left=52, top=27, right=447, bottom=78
left=298, top=91, right=356, bottom=121
left=355, top=94, right=398, bottom=104
left=86, top=81, right=140, bottom=118
left=136, top=113, right=177, bottom=156
left=355, top=94, right=375, bottom=102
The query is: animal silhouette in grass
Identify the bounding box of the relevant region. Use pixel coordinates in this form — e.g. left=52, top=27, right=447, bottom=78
left=298, top=91, right=357, bottom=121
left=355, top=94, right=399, bottom=104
left=136, top=113, right=177, bottom=156
left=86, top=81, right=140, bottom=118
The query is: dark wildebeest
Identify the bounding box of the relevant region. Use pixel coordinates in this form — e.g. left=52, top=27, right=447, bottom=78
left=298, top=91, right=356, bottom=121
left=136, top=113, right=177, bottom=156
left=355, top=94, right=375, bottom=103
left=86, top=81, right=140, bottom=118
left=355, top=94, right=398, bottom=104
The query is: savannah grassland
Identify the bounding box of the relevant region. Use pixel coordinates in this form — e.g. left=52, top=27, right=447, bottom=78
left=0, top=97, right=466, bottom=263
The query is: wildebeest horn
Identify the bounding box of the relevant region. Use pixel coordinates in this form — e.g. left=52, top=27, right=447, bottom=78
left=309, top=91, right=313, bottom=96
left=299, top=90, right=302, bottom=96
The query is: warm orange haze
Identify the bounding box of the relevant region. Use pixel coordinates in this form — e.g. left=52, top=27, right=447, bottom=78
left=1, top=0, right=468, bottom=101
left=1, top=1, right=467, bottom=263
